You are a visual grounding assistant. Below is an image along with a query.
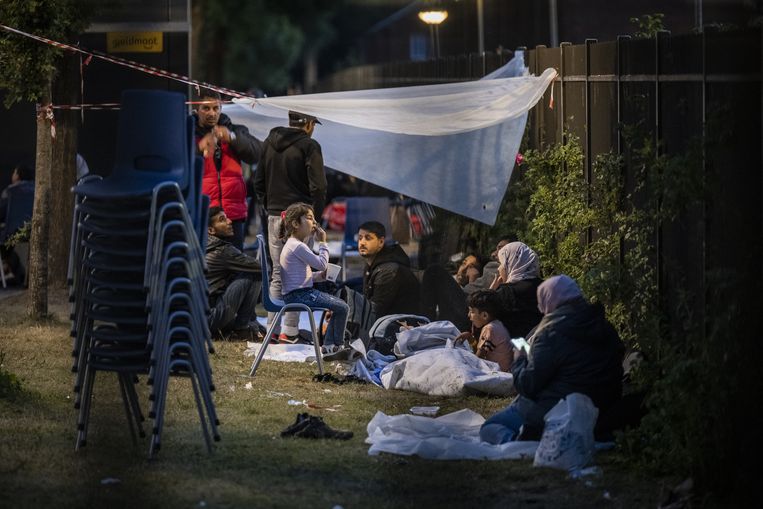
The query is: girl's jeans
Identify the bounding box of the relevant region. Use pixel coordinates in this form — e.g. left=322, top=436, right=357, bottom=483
left=283, top=287, right=350, bottom=347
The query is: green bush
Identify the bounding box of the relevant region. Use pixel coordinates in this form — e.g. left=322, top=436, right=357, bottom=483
left=483, top=131, right=756, bottom=501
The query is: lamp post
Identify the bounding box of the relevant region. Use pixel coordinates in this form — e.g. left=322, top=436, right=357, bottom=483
left=418, top=9, right=448, bottom=59
left=477, top=0, right=484, bottom=54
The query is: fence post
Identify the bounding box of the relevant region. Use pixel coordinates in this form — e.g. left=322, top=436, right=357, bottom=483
left=617, top=35, right=630, bottom=268
left=655, top=30, right=670, bottom=312
left=585, top=38, right=597, bottom=245
left=535, top=45, right=546, bottom=147
left=700, top=27, right=708, bottom=343
left=560, top=42, right=572, bottom=145
left=616, top=36, right=630, bottom=156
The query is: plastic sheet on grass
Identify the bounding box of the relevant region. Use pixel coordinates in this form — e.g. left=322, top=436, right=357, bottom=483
left=366, top=409, right=539, bottom=460
left=244, top=342, right=316, bottom=363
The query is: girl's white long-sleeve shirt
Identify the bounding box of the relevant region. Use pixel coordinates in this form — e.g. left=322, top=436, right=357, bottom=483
left=280, top=237, right=329, bottom=295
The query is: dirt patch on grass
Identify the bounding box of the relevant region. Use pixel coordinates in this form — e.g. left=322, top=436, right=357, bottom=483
left=0, top=287, right=70, bottom=321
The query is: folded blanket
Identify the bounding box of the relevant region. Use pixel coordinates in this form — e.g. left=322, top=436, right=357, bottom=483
left=380, top=346, right=514, bottom=396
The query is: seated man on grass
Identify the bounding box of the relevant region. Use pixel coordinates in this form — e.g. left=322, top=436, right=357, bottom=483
left=358, top=220, right=421, bottom=318
left=205, top=206, right=263, bottom=340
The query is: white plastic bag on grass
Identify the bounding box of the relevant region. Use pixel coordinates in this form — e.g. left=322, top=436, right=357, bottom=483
left=533, top=393, right=598, bottom=471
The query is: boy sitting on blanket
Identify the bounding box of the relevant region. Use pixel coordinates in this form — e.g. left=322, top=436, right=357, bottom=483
left=455, top=290, right=513, bottom=371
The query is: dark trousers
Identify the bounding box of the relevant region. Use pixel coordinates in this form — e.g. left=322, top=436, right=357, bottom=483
left=0, top=245, right=25, bottom=286
left=420, top=264, right=470, bottom=331
left=230, top=219, right=246, bottom=252
left=209, top=273, right=261, bottom=332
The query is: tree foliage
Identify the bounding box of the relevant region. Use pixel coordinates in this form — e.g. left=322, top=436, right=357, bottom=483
left=0, top=0, right=92, bottom=106
left=630, top=13, right=666, bottom=39
left=0, top=0, right=95, bottom=317
left=194, top=0, right=341, bottom=94
left=193, top=0, right=405, bottom=94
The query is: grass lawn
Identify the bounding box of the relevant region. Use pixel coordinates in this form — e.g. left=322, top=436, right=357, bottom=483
left=0, top=290, right=668, bottom=508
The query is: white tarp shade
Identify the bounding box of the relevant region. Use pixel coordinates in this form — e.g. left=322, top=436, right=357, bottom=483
left=224, top=56, right=556, bottom=225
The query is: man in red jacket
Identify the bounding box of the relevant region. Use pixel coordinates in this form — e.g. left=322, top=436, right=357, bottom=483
left=195, top=89, right=262, bottom=250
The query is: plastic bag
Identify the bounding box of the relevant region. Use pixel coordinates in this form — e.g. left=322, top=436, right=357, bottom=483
left=533, top=393, right=598, bottom=471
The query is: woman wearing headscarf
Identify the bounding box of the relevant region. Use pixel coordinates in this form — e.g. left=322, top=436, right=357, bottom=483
left=489, top=242, right=544, bottom=338
left=480, top=274, right=625, bottom=444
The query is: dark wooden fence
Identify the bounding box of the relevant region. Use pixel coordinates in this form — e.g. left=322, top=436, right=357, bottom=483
left=319, top=29, right=761, bottom=334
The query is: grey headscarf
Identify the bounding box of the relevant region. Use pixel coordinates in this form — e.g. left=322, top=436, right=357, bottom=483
left=497, top=242, right=540, bottom=283
left=536, top=274, right=583, bottom=314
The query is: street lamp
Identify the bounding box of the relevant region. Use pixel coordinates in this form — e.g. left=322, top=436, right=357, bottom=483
left=418, top=9, right=448, bottom=59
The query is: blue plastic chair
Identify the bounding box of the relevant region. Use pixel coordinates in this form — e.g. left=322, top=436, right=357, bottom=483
left=248, top=234, right=325, bottom=378
left=73, top=90, right=190, bottom=200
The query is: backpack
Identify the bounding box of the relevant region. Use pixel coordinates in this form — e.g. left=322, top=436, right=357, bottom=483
left=368, top=314, right=430, bottom=355
left=335, top=286, right=376, bottom=346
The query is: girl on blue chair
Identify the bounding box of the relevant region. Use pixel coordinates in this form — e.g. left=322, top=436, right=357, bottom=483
left=279, top=202, right=350, bottom=356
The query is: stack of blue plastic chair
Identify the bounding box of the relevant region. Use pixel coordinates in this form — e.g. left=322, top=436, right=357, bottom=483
left=67, top=89, right=217, bottom=458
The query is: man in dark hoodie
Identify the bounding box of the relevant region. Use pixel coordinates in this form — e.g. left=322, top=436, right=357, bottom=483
left=358, top=221, right=421, bottom=318
left=254, top=110, right=327, bottom=341
left=195, top=89, right=262, bottom=250
left=205, top=206, right=262, bottom=340
left=480, top=275, right=625, bottom=444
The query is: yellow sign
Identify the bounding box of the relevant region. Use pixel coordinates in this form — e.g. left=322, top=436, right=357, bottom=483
left=107, top=32, right=163, bottom=53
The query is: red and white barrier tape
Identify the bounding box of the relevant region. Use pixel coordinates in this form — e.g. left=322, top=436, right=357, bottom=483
left=52, top=103, right=121, bottom=110
left=0, top=23, right=255, bottom=100
left=49, top=99, right=234, bottom=111
left=36, top=103, right=56, bottom=140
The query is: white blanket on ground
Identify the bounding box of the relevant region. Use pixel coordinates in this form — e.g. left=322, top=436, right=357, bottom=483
left=392, top=320, right=464, bottom=357
left=380, top=347, right=514, bottom=396
left=243, top=342, right=317, bottom=363
left=366, top=409, right=539, bottom=460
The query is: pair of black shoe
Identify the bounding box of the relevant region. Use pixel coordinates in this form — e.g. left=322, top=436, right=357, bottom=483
left=280, top=412, right=353, bottom=440
left=312, top=373, right=368, bottom=385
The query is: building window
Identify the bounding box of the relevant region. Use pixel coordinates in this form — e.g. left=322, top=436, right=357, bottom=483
left=410, top=33, right=427, bottom=61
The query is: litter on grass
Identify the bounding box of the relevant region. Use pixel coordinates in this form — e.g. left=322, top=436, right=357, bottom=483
left=410, top=406, right=440, bottom=417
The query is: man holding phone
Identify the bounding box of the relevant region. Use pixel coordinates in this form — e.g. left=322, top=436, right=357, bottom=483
left=195, top=89, right=262, bottom=251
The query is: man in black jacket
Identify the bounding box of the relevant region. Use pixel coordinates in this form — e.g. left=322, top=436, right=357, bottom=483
left=253, top=111, right=327, bottom=340
left=206, top=206, right=262, bottom=340
left=358, top=221, right=421, bottom=318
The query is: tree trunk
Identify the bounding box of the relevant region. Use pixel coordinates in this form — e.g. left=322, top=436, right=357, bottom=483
left=28, top=85, right=52, bottom=318
left=303, top=49, right=318, bottom=93
left=49, top=53, right=79, bottom=289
